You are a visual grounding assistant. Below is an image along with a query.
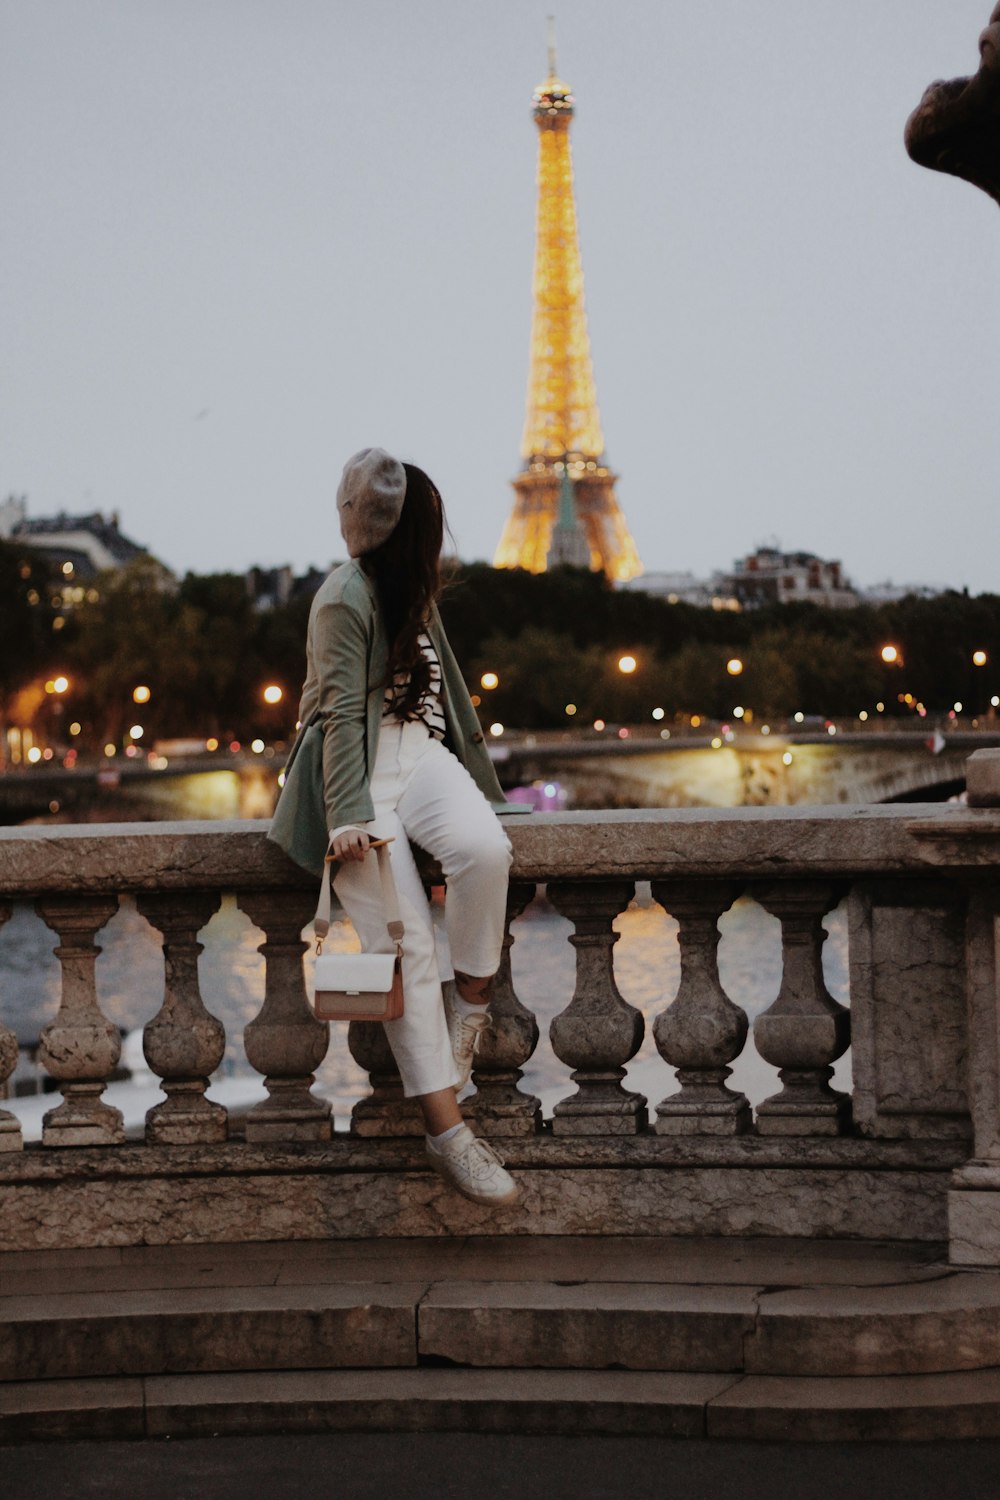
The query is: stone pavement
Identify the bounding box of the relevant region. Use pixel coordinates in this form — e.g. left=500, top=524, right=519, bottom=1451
left=6, top=1432, right=1000, bottom=1500
left=4, top=1235, right=1000, bottom=1443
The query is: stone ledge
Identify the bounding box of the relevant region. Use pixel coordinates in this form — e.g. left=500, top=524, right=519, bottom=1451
left=0, top=1233, right=947, bottom=1290
left=0, top=1134, right=968, bottom=1183
left=0, top=1161, right=952, bottom=1251
left=0, top=804, right=982, bottom=896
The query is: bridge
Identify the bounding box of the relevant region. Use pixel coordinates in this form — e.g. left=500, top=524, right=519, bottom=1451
left=0, top=754, right=279, bottom=825
left=2, top=728, right=999, bottom=826
left=4, top=749, right=1000, bottom=1440
left=493, top=727, right=1000, bottom=808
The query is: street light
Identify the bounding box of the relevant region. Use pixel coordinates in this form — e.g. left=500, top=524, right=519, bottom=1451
left=726, top=658, right=743, bottom=677
left=617, top=656, right=637, bottom=675
left=973, top=650, right=988, bottom=667
left=480, top=672, right=500, bottom=691
left=262, top=684, right=283, bottom=705
left=880, top=645, right=901, bottom=665
left=133, top=685, right=151, bottom=704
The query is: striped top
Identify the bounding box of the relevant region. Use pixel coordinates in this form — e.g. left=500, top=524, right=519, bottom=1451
left=382, top=631, right=447, bottom=741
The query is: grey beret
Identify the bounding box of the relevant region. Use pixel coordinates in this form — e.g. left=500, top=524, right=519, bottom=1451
left=336, top=448, right=407, bottom=557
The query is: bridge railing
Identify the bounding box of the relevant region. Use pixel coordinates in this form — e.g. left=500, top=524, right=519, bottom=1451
left=2, top=763, right=1000, bottom=1262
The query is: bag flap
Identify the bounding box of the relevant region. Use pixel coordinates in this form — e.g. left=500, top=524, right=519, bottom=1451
left=314, top=951, right=397, bottom=994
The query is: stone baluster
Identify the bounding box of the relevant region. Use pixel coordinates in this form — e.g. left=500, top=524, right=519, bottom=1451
left=751, top=882, right=851, bottom=1135
left=137, top=892, right=227, bottom=1144
left=348, top=1021, right=425, bottom=1136
left=36, top=894, right=124, bottom=1147
left=651, top=880, right=752, bottom=1135
left=547, top=880, right=647, bottom=1134
left=468, top=881, right=542, bottom=1137
left=237, top=890, right=332, bottom=1141
left=0, top=901, right=23, bottom=1152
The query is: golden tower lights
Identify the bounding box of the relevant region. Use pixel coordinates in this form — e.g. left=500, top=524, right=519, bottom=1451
left=494, top=42, right=642, bottom=581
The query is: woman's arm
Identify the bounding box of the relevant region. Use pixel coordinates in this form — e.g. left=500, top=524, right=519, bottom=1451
left=312, top=599, right=376, bottom=831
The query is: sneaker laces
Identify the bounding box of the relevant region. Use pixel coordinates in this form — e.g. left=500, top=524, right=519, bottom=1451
left=462, top=1135, right=507, bottom=1180
left=452, top=1007, right=492, bottom=1054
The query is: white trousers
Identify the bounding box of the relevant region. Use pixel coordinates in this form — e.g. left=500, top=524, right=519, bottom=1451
left=333, top=718, right=513, bottom=1097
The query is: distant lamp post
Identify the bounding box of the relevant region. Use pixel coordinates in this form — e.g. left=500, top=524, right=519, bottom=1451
left=726, top=658, right=743, bottom=677
left=973, top=650, right=988, bottom=667
left=480, top=672, right=500, bottom=691
left=129, top=724, right=144, bottom=740
left=132, top=685, right=151, bottom=704
left=45, top=676, right=70, bottom=695
left=262, top=684, right=283, bottom=705
left=617, top=655, right=637, bottom=674
left=880, top=645, right=901, bottom=665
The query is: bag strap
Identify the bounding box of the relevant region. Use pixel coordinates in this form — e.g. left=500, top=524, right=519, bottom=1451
left=315, top=841, right=404, bottom=955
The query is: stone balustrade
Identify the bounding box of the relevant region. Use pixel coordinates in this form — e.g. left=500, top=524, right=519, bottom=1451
left=2, top=760, right=1000, bottom=1264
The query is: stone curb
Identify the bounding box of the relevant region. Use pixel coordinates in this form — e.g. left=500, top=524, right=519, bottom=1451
left=5, top=1367, right=1000, bottom=1445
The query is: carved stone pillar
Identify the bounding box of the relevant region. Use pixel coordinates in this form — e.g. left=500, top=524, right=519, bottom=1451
left=547, top=881, right=647, bottom=1135
left=468, top=881, right=542, bottom=1137
left=949, top=882, right=1000, bottom=1263
left=348, top=1021, right=424, bottom=1136
left=0, top=901, right=23, bottom=1152
left=137, top=892, right=227, bottom=1145
left=651, top=881, right=751, bottom=1135
left=752, top=882, right=851, bottom=1135
left=36, top=894, right=123, bottom=1147
left=237, top=890, right=332, bottom=1142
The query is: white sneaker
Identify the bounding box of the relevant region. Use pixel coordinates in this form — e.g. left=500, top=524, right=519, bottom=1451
left=426, top=1124, right=520, bottom=1206
left=444, top=988, right=491, bottom=1091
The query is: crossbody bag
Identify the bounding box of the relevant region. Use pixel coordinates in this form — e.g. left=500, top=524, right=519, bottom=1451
left=312, top=838, right=405, bottom=1021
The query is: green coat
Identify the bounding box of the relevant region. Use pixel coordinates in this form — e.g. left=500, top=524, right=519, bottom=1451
left=268, top=559, right=509, bottom=877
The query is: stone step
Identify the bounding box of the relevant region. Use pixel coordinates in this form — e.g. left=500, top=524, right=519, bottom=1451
left=0, top=1282, right=423, bottom=1382
left=6, top=1267, right=1000, bottom=1382
left=4, top=1366, right=1000, bottom=1444
left=420, top=1271, right=1000, bottom=1377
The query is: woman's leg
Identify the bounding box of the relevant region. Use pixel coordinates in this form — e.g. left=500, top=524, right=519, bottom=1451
left=331, top=727, right=460, bottom=1105
left=334, top=723, right=518, bottom=1200
left=395, top=736, right=512, bottom=985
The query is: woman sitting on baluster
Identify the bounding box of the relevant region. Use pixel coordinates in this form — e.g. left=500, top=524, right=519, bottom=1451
left=270, top=449, right=518, bottom=1207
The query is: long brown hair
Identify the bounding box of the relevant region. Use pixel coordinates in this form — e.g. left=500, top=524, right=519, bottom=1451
left=362, top=462, right=446, bottom=718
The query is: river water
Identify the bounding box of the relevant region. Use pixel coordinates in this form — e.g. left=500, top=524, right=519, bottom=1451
left=0, top=886, right=851, bottom=1124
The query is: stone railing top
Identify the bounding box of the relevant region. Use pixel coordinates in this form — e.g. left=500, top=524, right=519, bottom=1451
left=0, top=804, right=997, bottom=895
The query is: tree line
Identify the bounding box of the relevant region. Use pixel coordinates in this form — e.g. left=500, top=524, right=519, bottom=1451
left=2, top=541, right=999, bottom=751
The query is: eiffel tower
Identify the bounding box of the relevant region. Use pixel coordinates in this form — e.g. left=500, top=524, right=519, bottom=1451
left=494, top=38, right=642, bottom=581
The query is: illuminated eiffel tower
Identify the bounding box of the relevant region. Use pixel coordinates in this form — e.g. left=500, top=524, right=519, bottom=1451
left=494, top=36, right=642, bottom=581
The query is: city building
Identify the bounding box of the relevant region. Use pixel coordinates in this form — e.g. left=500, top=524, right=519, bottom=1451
left=545, top=470, right=592, bottom=570
left=493, top=42, right=642, bottom=582
left=860, top=579, right=945, bottom=605
left=617, top=570, right=740, bottom=610
left=717, top=545, right=859, bottom=610
left=245, top=564, right=327, bottom=610
left=0, top=495, right=149, bottom=580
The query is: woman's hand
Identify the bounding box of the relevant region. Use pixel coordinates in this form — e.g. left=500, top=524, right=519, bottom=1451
left=330, top=827, right=371, bottom=863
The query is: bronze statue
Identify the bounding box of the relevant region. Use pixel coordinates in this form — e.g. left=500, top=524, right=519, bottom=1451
left=906, top=3, right=1000, bottom=207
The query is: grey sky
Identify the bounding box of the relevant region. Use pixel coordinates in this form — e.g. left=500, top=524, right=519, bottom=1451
left=3, top=1, right=997, bottom=593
